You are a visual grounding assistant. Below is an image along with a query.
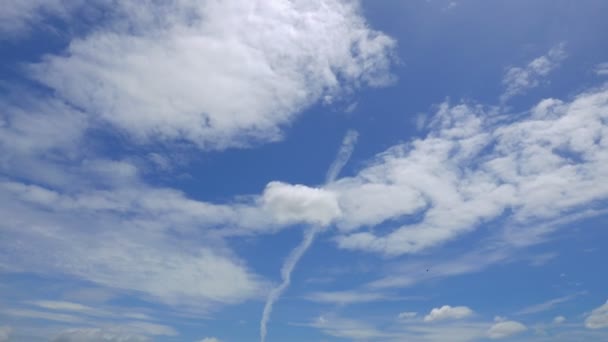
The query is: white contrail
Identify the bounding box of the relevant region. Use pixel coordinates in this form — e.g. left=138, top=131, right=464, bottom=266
left=260, top=130, right=359, bottom=342
left=325, top=130, right=359, bottom=183
left=260, top=226, right=317, bottom=342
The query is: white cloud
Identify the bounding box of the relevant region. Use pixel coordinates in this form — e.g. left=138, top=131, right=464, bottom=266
left=0, top=1, right=396, bottom=319
left=308, top=313, right=488, bottom=342
left=305, top=290, right=391, bottom=304
left=332, top=86, right=608, bottom=256
left=528, top=252, right=558, bottom=267
left=585, top=300, right=608, bottom=329
left=261, top=181, right=341, bottom=226
left=198, top=338, right=221, bottom=342
left=309, top=315, right=389, bottom=340
left=398, top=312, right=418, bottom=320
left=0, top=183, right=267, bottom=307
left=517, top=292, right=585, bottom=315
left=51, top=322, right=177, bottom=341
left=0, top=326, right=11, bottom=342
left=1, top=308, right=82, bottom=323
left=0, top=97, right=87, bottom=155
left=0, top=0, right=90, bottom=37
left=30, top=300, right=99, bottom=313
left=501, top=44, right=567, bottom=102
left=28, top=0, right=394, bottom=150
left=596, top=62, right=608, bottom=76
left=487, top=320, right=527, bottom=339
left=52, top=328, right=149, bottom=342
left=368, top=241, right=511, bottom=289
left=326, top=130, right=359, bottom=183
left=27, top=300, right=152, bottom=322
left=553, top=316, right=566, bottom=324
left=424, top=305, right=473, bottom=322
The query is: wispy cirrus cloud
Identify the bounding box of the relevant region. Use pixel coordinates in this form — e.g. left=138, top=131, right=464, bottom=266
left=332, top=86, right=608, bottom=256
left=501, top=43, right=567, bottom=102
left=517, top=292, right=587, bottom=315
left=305, top=290, right=398, bottom=305
left=595, top=62, right=608, bottom=76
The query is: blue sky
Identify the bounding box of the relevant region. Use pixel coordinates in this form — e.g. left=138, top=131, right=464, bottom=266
left=1, top=0, right=608, bottom=341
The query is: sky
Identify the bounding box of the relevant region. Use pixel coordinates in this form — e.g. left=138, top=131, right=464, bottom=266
left=1, top=0, right=608, bottom=341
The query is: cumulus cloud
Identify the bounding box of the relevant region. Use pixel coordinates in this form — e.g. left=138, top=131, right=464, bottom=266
left=487, top=320, right=527, bottom=339
left=332, top=86, right=608, bottom=256
left=27, top=0, right=394, bottom=150
left=501, top=43, right=566, bottom=102
left=261, top=182, right=342, bottom=226
left=585, top=300, right=608, bottom=329
left=423, top=305, right=473, bottom=322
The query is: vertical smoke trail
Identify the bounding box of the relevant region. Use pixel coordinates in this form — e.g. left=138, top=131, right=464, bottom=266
left=260, top=227, right=317, bottom=342
left=260, top=130, right=359, bottom=342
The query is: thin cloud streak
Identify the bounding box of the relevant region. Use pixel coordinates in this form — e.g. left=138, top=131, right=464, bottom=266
left=260, top=129, right=360, bottom=342
left=326, top=130, right=359, bottom=183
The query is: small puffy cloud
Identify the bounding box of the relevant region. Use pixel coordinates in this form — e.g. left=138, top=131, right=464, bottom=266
left=585, top=300, right=608, bottom=329
left=261, top=182, right=341, bottom=226
left=424, top=305, right=473, bottom=322
left=0, top=326, right=11, bottom=342
left=398, top=312, right=418, bottom=320
left=553, top=316, right=566, bottom=324
left=487, top=321, right=527, bottom=339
